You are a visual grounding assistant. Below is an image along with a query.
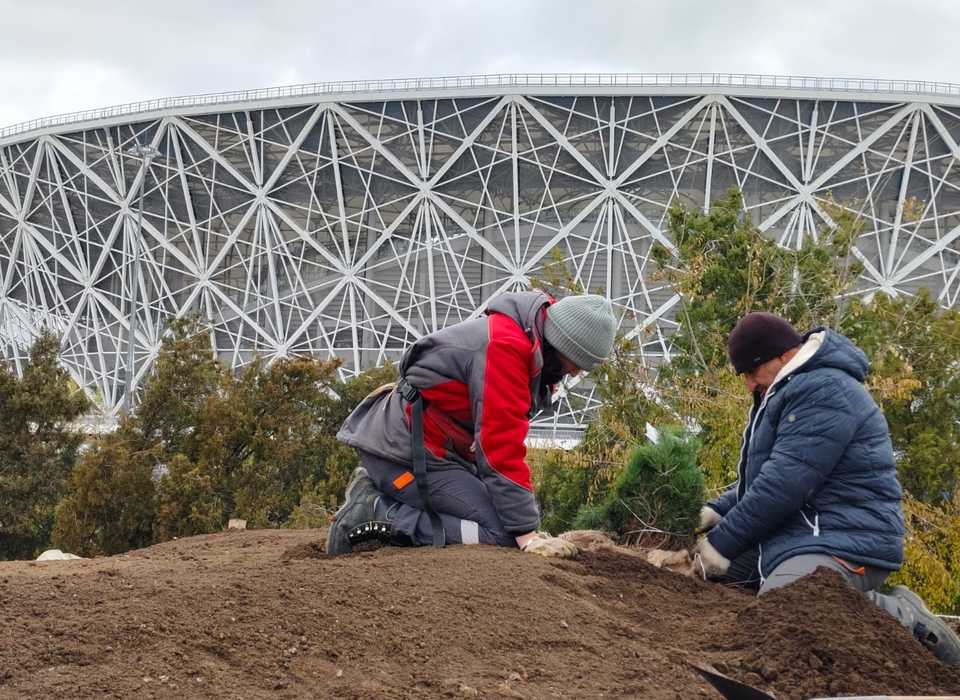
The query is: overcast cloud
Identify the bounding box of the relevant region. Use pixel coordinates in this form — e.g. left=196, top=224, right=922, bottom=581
left=0, top=0, right=957, bottom=128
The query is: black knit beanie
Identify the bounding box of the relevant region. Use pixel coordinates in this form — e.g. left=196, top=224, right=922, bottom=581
left=727, top=312, right=803, bottom=374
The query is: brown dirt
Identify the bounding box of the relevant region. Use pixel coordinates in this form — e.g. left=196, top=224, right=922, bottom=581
left=2, top=530, right=958, bottom=699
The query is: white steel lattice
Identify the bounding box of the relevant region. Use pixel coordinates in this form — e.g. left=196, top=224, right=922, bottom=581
left=2, top=81, right=960, bottom=427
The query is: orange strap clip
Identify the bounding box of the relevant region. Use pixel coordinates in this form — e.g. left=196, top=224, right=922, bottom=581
left=831, top=555, right=866, bottom=575
left=392, top=471, right=415, bottom=490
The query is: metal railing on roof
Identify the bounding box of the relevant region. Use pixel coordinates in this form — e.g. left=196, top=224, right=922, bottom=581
left=4, top=72, right=960, bottom=142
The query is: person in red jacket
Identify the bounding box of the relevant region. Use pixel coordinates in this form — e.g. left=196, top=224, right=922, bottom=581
left=327, top=291, right=616, bottom=558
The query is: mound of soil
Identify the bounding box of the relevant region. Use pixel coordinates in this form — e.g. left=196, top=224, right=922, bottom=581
left=2, top=529, right=958, bottom=699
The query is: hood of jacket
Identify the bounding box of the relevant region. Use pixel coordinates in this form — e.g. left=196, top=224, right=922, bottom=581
left=776, top=328, right=870, bottom=385
left=484, top=290, right=553, bottom=341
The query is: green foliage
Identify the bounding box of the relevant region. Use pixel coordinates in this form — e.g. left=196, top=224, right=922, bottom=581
left=652, top=190, right=861, bottom=375
left=181, top=354, right=347, bottom=529
left=531, top=447, right=604, bottom=536
left=133, top=318, right=221, bottom=453
left=285, top=483, right=334, bottom=530
left=52, top=318, right=396, bottom=555
left=52, top=432, right=156, bottom=556
left=841, top=292, right=960, bottom=611
left=532, top=333, right=668, bottom=537
left=54, top=319, right=219, bottom=555
left=0, top=332, right=89, bottom=559
left=669, top=369, right=747, bottom=492
left=530, top=247, right=586, bottom=298
left=285, top=444, right=360, bottom=530
left=841, top=291, right=960, bottom=504
left=590, top=335, right=670, bottom=448
left=639, top=190, right=866, bottom=497
left=154, top=454, right=222, bottom=541
left=530, top=246, right=669, bottom=537
left=888, top=494, right=960, bottom=614
left=571, top=427, right=703, bottom=546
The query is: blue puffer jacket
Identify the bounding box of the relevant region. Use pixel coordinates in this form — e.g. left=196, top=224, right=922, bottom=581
left=707, top=329, right=904, bottom=578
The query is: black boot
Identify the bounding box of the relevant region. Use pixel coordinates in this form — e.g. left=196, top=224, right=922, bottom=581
left=890, top=585, right=960, bottom=667
left=325, top=468, right=398, bottom=555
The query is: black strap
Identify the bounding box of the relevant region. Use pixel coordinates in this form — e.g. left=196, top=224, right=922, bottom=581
left=399, top=379, right=445, bottom=547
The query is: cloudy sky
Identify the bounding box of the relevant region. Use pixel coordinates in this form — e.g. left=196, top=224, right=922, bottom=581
left=1, top=0, right=957, bottom=128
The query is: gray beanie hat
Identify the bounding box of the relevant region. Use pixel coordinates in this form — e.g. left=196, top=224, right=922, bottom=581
left=543, top=295, right=616, bottom=371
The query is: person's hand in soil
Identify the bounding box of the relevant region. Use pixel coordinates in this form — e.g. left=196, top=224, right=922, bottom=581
left=517, top=532, right=579, bottom=558
left=691, top=537, right=730, bottom=579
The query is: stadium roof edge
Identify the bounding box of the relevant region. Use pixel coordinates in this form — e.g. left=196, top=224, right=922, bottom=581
left=4, top=72, right=960, bottom=147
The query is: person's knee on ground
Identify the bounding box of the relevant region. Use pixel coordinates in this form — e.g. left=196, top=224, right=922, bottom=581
left=359, top=452, right=515, bottom=548
left=760, top=554, right=960, bottom=667
left=758, top=554, right=884, bottom=595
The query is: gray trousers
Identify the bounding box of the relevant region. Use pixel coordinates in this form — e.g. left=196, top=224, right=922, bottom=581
left=759, top=553, right=890, bottom=593
left=759, top=553, right=912, bottom=632
left=359, top=451, right=514, bottom=548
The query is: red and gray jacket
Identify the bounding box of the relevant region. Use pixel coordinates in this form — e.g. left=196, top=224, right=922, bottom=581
left=336, top=291, right=554, bottom=534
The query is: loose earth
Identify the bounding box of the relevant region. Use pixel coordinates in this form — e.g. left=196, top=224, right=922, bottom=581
left=2, top=529, right=958, bottom=699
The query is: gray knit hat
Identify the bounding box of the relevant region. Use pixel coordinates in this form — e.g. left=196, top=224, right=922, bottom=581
left=543, top=295, right=616, bottom=371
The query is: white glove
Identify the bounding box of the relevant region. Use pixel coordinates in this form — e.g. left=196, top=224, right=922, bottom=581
left=698, top=506, right=722, bottom=532
left=521, top=533, right=579, bottom=559
left=691, top=537, right=731, bottom=579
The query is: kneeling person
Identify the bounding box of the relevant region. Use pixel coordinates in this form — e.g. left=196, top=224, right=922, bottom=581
left=692, top=312, right=960, bottom=667
left=327, top=292, right=616, bottom=559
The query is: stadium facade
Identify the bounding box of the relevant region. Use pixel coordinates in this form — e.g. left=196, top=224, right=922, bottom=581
left=1, top=73, right=959, bottom=429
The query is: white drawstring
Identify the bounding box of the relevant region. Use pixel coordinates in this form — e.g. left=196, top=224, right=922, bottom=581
left=801, top=510, right=820, bottom=536
left=758, top=543, right=765, bottom=587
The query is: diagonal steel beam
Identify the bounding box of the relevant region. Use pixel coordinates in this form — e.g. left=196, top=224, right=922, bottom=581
left=513, top=95, right=608, bottom=184
left=328, top=103, right=425, bottom=187
left=169, top=116, right=260, bottom=193
left=890, top=219, right=960, bottom=286
left=427, top=96, right=511, bottom=186
left=716, top=95, right=806, bottom=193
left=326, top=105, right=518, bottom=273
left=808, top=103, right=917, bottom=191
left=886, top=111, right=921, bottom=274
left=614, top=96, right=714, bottom=186
left=613, top=191, right=678, bottom=254
left=262, top=105, right=326, bottom=192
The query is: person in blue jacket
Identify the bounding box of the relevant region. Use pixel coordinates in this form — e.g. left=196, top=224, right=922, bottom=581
left=691, top=312, right=960, bottom=667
